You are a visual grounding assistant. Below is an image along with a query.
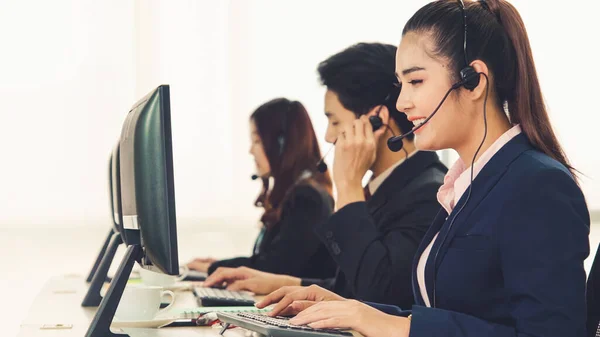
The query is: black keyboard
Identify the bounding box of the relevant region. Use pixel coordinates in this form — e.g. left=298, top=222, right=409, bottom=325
left=182, top=270, right=207, bottom=281
left=216, top=312, right=353, bottom=337
left=193, top=287, right=255, bottom=307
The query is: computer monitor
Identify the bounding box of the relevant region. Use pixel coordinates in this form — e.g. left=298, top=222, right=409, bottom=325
left=82, top=144, right=127, bottom=307
left=84, top=155, right=117, bottom=284
left=86, top=85, right=179, bottom=337
left=119, top=84, right=178, bottom=273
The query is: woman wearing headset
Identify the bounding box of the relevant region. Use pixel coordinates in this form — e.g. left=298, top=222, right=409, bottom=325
left=255, top=1, right=590, bottom=336
left=187, top=98, right=336, bottom=280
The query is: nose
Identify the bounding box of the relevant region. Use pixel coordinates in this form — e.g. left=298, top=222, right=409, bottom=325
left=396, top=90, right=414, bottom=114
left=324, top=125, right=336, bottom=144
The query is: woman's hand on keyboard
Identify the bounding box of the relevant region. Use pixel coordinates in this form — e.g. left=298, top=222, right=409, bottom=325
left=204, top=267, right=300, bottom=294
left=257, top=285, right=346, bottom=317
left=276, top=300, right=319, bottom=316
left=289, top=300, right=410, bottom=337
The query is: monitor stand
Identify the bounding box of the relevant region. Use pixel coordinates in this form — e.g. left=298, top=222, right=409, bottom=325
left=85, top=244, right=142, bottom=337
left=82, top=232, right=122, bottom=307
left=86, top=229, right=115, bottom=283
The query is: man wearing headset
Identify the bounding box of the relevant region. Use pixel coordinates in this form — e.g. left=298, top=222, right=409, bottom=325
left=204, top=42, right=447, bottom=309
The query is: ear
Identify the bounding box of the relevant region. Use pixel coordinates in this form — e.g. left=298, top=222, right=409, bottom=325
left=467, top=59, right=491, bottom=101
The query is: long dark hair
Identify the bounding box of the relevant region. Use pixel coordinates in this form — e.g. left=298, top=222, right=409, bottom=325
left=251, top=98, right=332, bottom=227
left=404, top=0, right=576, bottom=179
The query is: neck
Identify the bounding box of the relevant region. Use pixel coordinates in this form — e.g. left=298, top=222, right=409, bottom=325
left=455, top=105, right=512, bottom=166
left=371, top=137, right=416, bottom=178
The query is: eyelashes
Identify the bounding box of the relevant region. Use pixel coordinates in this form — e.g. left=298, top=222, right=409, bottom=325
left=393, top=80, right=423, bottom=89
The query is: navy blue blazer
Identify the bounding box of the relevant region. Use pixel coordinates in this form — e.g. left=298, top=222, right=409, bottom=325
left=368, top=134, right=590, bottom=336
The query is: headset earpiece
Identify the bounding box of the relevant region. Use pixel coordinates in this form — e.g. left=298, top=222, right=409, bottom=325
left=278, top=101, right=292, bottom=155
left=459, top=66, right=481, bottom=91
left=369, top=115, right=383, bottom=132
left=277, top=135, right=285, bottom=155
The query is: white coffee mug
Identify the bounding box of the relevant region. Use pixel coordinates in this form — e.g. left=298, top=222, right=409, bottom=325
left=114, top=285, right=175, bottom=321
left=138, top=265, right=189, bottom=287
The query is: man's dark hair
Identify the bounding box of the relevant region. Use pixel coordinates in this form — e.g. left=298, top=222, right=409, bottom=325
left=317, top=42, right=414, bottom=139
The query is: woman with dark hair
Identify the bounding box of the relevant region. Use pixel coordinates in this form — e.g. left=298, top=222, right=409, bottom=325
left=255, top=1, right=590, bottom=336
left=187, top=98, right=336, bottom=280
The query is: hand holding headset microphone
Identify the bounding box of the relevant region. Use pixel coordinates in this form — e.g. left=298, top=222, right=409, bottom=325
left=315, top=96, right=402, bottom=173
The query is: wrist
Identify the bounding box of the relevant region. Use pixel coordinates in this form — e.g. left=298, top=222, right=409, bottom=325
left=284, top=276, right=301, bottom=287
left=399, top=316, right=411, bottom=337
left=356, top=311, right=410, bottom=337
left=334, top=179, right=362, bottom=194
left=378, top=315, right=410, bottom=337
left=335, top=183, right=365, bottom=211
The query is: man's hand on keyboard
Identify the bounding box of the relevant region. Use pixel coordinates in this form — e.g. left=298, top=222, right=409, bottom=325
left=204, top=266, right=301, bottom=294
left=256, top=285, right=346, bottom=317
left=289, top=300, right=410, bottom=337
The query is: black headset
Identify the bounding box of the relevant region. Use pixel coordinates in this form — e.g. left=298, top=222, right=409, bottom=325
left=430, top=0, right=490, bottom=308
left=457, top=1, right=481, bottom=91
left=277, top=102, right=291, bottom=156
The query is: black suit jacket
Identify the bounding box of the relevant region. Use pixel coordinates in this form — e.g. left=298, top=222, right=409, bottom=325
left=208, top=182, right=337, bottom=279
left=304, top=151, right=447, bottom=309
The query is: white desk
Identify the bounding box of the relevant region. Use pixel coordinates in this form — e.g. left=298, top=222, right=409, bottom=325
left=18, top=275, right=250, bottom=337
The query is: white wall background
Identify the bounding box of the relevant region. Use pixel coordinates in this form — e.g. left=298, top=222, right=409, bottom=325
left=0, top=0, right=136, bottom=228
left=0, top=0, right=599, bottom=230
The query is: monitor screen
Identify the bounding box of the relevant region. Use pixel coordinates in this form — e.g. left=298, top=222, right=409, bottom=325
left=118, top=85, right=179, bottom=275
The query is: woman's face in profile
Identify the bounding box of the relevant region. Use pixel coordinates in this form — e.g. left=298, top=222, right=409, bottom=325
left=249, top=119, right=271, bottom=177
left=395, top=32, right=476, bottom=152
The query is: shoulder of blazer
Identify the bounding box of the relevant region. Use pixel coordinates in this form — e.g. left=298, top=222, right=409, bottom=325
left=467, top=133, right=569, bottom=184
left=281, top=181, right=333, bottom=214
left=496, top=145, right=577, bottom=195
left=266, top=183, right=333, bottom=241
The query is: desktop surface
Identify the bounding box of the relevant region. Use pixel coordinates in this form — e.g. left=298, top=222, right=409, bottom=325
left=18, top=275, right=260, bottom=337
